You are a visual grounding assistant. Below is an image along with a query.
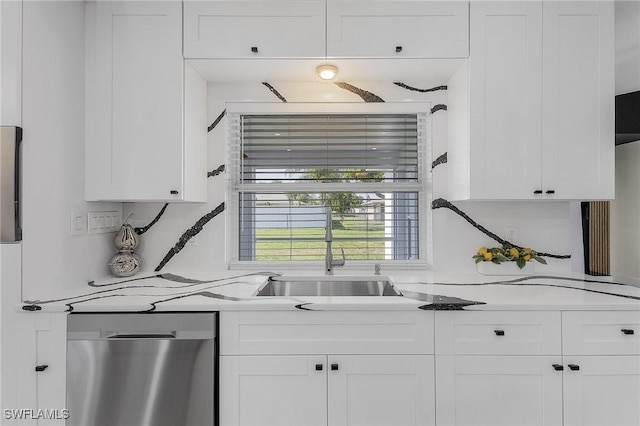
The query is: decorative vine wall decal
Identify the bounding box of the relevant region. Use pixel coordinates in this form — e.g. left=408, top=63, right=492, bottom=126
left=432, top=152, right=447, bottom=169
left=262, top=82, right=288, bottom=102
left=134, top=203, right=169, bottom=235
left=431, top=104, right=447, bottom=114
left=207, top=164, right=225, bottom=178
left=154, top=202, right=226, bottom=271
left=432, top=198, right=571, bottom=259
left=207, top=109, right=226, bottom=132
left=334, top=82, right=385, bottom=102
left=393, top=82, right=447, bottom=92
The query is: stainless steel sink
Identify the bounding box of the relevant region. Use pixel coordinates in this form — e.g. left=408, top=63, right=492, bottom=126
left=254, top=276, right=402, bottom=297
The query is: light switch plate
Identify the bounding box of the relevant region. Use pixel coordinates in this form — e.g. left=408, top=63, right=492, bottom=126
left=87, top=211, right=121, bottom=234
left=70, top=212, right=86, bottom=236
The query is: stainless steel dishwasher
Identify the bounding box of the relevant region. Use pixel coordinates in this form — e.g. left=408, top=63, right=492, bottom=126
left=66, top=313, right=217, bottom=426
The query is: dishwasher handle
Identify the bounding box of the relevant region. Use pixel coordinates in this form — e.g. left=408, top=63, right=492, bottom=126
left=104, top=332, right=177, bottom=339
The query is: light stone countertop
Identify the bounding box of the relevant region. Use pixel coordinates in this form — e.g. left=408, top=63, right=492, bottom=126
left=20, top=269, right=640, bottom=313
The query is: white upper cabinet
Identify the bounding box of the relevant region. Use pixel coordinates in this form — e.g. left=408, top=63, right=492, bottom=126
left=448, top=1, right=614, bottom=201
left=183, top=1, right=326, bottom=59
left=184, top=1, right=469, bottom=59
left=542, top=1, right=615, bottom=200
left=326, top=1, right=469, bottom=58
left=85, top=1, right=207, bottom=202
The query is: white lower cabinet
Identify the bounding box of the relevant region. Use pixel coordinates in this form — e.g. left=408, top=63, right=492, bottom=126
left=219, top=311, right=435, bottom=426
left=7, top=313, right=67, bottom=426
left=220, top=355, right=327, bottom=426
left=435, top=310, right=640, bottom=426
left=562, top=356, right=640, bottom=426
left=220, top=354, right=435, bottom=426
left=435, top=355, right=563, bottom=426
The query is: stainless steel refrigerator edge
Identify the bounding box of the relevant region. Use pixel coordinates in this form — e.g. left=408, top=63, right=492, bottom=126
left=67, top=313, right=217, bottom=426
left=0, top=126, right=22, bottom=242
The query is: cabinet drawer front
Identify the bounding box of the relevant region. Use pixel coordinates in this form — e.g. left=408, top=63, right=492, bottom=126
left=184, top=1, right=326, bottom=58
left=220, top=311, right=434, bottom=355
left=435, top=311, right=561, bottom=355
left=562, top=311, right=640, bottom=355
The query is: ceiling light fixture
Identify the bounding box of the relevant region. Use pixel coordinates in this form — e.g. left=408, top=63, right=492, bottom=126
left=316, top=64, right=338, bottom=81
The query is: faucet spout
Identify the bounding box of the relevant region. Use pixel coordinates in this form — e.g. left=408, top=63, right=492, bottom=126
left=324, top=207, right=345, bottom=275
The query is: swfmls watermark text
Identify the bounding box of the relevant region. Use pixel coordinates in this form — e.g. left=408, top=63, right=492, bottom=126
left=3, top=409, right=69, bottom=420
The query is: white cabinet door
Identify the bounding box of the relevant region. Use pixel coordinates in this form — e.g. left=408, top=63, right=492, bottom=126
left=220, top=355, right=327, bottom=426
left=435, top=355, right=563, bottom=426
left=86, top=1, right=206, bottom=201
left=327, top=355, right=435, bottom=426
left=183, top=1, right=326, bottom=59
left=327, top=1, right=468, bottom=58
left=467, top=1, right=543, bottom=199
left=542, top=1, right=614, bottom=200
left=562, top=356, right=640, bottom=426
left=35, top=314, right=67, bottom=425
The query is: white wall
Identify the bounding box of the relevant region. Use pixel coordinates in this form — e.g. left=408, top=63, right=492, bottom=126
left=20, top=1, right=121, bottom=301
left=615, top=0, right=640, bottom=95
left=127, top=80, right=573, bottom=275
left=611, top=142, right=640, bottom=280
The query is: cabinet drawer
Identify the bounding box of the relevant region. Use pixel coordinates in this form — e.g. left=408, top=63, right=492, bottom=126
left=562, top=311, right=640, bottom=355
left=435, top=311, right=561, bottom=355
left=220, top=311, right=434, bottom=355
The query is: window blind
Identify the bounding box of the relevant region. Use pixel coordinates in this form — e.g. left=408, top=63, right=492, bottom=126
left=228, top=114, right=423, bottom=189
left=227, top=111, right=428, bottom=263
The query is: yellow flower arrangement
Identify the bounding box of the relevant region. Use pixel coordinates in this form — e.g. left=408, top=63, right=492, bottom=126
left=473, top=244, right=547, bottom=269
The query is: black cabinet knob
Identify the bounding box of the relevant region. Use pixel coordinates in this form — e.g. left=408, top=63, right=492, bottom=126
left=621, top=329, right=635, bottom=335
left=331, top=363, right=339, bottom=371
left=545, top=190, right=555, bottom=194
left=170, top=190, right=179, bottom=195
left=315, top=364, right=323, bottom=371
left=533, top=190, right=543, bottom=194
left=35, top=365, right=48, bottom=372
left=552, top=364, right=564, bottom=371
left=494, top=330, right=505, bottom=336
left=251, top=46, right=258, bottom=53
left=395, top=46, right=403, bottom=53
left=568, top=364, right=580, bottom=371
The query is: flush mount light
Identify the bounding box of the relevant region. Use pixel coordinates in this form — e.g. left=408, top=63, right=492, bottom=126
left=316, top=64, right=338, bottom=81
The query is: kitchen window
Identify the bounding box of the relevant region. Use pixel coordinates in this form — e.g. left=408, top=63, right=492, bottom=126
left=226, top=103, right=432, bottom=269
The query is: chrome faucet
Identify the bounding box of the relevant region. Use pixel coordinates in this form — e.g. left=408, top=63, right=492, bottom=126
left=325, top=207, right=345, bottom=275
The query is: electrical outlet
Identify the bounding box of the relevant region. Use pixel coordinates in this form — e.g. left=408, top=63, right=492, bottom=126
left=504, top=227, right=518, bottom=243
left=70, top=212, right=86, bottom=236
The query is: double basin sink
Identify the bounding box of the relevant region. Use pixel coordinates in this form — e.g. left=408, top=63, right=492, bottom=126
left=254, top=275, right=402, bottom=297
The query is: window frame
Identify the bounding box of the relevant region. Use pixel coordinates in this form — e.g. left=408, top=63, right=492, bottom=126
left=225, top=102, right=433, bottom=271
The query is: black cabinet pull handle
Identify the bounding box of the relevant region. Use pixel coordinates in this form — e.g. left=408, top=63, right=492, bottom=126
left=621, top=329, right=635, bottom=335
left=331, top=363, right=339, bottom=371
left=35, top=365, right=48, bottom=372
left=533, top=190, right=543, bottom=194
left=170, top=190, right=179, bottom=195
left=545, top=190, right=555, bottom=194
left=395, top=46, right=403, bottom=53
left=568, top=364, right=580, bottom=371
left=251, top=46, right=258, bottom=53
left=552, top=364, right=564, bottom=371
left=494, top=330, right=505, bottom=336
left=315, top=364, right=323, bottom=371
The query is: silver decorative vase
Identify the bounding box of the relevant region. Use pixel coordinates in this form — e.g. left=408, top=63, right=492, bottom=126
left=110, top=214, right=142, bottom=277
left=109, top=250, right=142, bottom=277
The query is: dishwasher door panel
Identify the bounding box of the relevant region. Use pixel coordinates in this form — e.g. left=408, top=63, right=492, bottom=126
left=66, top=313, right=216, bottom=426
